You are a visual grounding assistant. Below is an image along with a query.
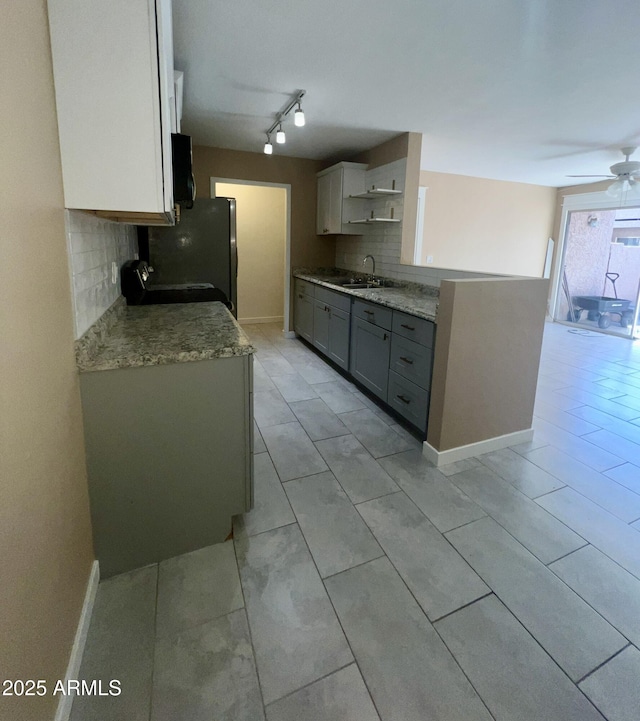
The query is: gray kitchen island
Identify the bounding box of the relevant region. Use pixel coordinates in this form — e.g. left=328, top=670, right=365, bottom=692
left=76, top=300, right=255, bottom=578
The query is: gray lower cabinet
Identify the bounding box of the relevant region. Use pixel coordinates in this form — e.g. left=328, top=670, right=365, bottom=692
left=313, top=298, right=330, bottom=355
left=294, top=280, right=314, bottom=343
left=388, top=370, right=430, bottom=429
left=80, top=355, right=253, bottom=578
left=350, top=316, right=391, bottom=400
left=327, top=305, right=350, bottom=369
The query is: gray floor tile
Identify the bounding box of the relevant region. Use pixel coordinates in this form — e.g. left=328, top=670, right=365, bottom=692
left=633, top=519, right=640, bottom=530
left=236, top=524, right=352, bottom=705
left=532, top=417, right=624, bottom=472
left=260, top=355, right=298, bottom=377
left=536, top=487, right=640, bottom=580
left=338, top=409, right=412, bottom=458
left=579, top=646, right=640, bottom=721
left=613, top=394, right=640, bottom=412
left=582, top=428, right=640, bottom=465
left=378, top=450, right=486, bottom=532
left=265, top=664, right=380, bottom=721
left=70, top=566, right=157, bottom=721
left=445, top=517, right=624, bottom=680
left=550, top=545, right=640, bottom=648
left=556, top=388, right=640, bottom=421
left=292, top=359, right=344, bottom=385
left=288, top=398, right=351, bottom=441
left=449, top=465, right=584, bottom=563
left=603, top=463, right=640, bottom=494
left=478, top=447, right=565, bottom=498
left=261, top=421, right=328, bottom=482
left=434, top=595, right=606, bottom=721
left=437, top=456, right=483, bottom=476
left=325, top=557, right=493, bottom=721
left=237, top=452, right=295, bottom=536
left=358, top=492, right=489, bottom=620
left=156, top=541, right=243, bottom=639
left=315, top=381, right=367, bottom=413
left=534, top=399, right=601, bottom=435
left=315, top=435, right=399, bottom=504
left=284, top=472, right=383, bottom=577
left=254, top=389, right=296, bottom=429
left=388, top=423, right=422, bottom=449
left=253, top=421, right=266, bottom=454
left=271, top=372, right=319, bottom=402
left=525, top=445, right=640, bottom=522
left=151, top=609, right=264, bottom=721
left=510, top=437, right=549, bottom=456
left=569, top=406, right=640, bottom=445
left=253, top=359, right=276, bottom=391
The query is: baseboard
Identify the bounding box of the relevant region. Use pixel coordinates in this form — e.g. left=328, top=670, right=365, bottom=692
left=422, top=428, right=534, bottom=467
left=54, top=560, right=100, bottom=721
left=238, top=316, right=284, bottom=325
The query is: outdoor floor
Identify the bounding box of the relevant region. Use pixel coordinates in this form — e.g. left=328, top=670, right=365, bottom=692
left=71, top=321, right=640, bottom=721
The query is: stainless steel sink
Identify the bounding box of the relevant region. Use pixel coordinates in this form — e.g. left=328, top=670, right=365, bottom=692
left=341, top=282, right=372, bottom=289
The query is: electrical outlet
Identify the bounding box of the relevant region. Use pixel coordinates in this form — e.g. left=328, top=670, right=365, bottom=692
left=426, top=255, right=434, bottom=264
left=111, top=261, right=118, bottom=284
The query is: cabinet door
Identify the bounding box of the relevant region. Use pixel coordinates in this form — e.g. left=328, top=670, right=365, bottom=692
left=316, top=172, right=332, bottom=235
left=47, top=0, right=174, bottom=220
left=317, top=167, right=344, bottom=234
left=294, top=291, right=314, bottom=343
left=350, top=317, right=390, bottom=400
left=313, top=300, right=330, bottom=354
left=328, top=306, right=350, bottom=370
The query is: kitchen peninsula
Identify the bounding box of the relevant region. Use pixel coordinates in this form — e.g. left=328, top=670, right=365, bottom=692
left=293, top=268, right=549, bottom=467
left=77, top=300, right=255, bottom=577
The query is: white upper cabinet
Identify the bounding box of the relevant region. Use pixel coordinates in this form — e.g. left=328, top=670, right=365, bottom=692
left=316, top=162, right=368, bottom=235
left=47, top=0, right=176, bottom=224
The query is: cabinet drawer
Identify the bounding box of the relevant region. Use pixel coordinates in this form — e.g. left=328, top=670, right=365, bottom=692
left=392, top=311, right=434, bottom=348
left=387, top=371, right=429, bottom=432
left=315, top=285, right=351, bottom=313
left=352, top=299, right=392, bottom=331
left=390, top=334, right=432, bottom=390
left=295, top=278, right=315, bottom=298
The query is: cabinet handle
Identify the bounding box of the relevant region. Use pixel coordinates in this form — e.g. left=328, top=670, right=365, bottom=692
left=363, top=310, right=374, bottom=315
left=396, top=394, right=411, bottom=404
left=400, top=323, right=415, bottom=331
left=323, top=228, right=329, bottom=233
left=298, top=293, right=303, bottom=299
left=399, top=356, right=414, bottom=365
left=383, top=333, right=389, bottom=340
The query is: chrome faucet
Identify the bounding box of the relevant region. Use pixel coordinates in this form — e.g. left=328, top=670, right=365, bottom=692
left=363, top=254, right=376, bottom=280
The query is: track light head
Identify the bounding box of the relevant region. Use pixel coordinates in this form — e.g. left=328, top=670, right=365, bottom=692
left=276, top=124, right=286, bottom=144
left=294, top=103, right=305, bottom=127
left=263, top=135, right=273, bottom=155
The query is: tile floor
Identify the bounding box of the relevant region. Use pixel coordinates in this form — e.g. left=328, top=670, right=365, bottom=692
left=72, top=321, right=640, bottom=721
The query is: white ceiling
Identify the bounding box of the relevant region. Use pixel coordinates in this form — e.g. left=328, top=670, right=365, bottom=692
left=172, top=0, right=640, bottom=187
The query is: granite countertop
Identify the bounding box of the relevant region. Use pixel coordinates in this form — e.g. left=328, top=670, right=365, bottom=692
left=294, top=270, right=439, bottom=322
left=76, top=301, right=255, bottom=372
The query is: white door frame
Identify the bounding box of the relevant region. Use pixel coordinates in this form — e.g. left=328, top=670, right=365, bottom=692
left=550, top=190, right=640, bottom=325
left=210, top=177, right=292, bottom=332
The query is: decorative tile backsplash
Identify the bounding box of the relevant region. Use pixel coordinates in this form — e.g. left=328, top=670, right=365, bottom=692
left=65, top=210, right=138, bottom=338
left=336, top=158, right=492, bottom=286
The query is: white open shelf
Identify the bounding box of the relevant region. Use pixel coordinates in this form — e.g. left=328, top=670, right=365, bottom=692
left=348, top=217, right=401, bottom=224
left=349, top=188, right=403, bottom=199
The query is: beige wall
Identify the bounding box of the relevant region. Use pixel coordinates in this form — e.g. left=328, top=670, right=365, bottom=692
left=194, top=146, right=334, bottom=326
left=427, top=277, right=549, bottom=452
left=193, top=146, right=333, bottom=271
left=215, top=182, right=286, bottom=324
left=416, top=171, right=556, bottom=277
left=0, top=2, right=95, bottom=720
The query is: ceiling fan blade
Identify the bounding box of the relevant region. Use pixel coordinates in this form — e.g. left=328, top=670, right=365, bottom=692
left=566, top=174, right=616, bottom=178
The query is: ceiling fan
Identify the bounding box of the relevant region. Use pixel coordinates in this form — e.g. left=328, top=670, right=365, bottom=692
left=567, top=146, right=640, bottom=198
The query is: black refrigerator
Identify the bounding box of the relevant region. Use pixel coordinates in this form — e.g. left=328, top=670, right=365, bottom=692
left=142, top=198, right=238, bottom=315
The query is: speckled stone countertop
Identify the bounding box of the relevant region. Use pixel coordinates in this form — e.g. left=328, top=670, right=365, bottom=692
left=294, top=269, right=439, bottom=322
left=76, top=301, right=255, bottom=372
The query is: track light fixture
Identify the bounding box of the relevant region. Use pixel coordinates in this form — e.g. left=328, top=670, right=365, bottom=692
left=263, top=90, right=306, bottom=155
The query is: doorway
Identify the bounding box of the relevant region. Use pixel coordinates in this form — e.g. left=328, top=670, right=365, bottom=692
left=212, top=179, right=290, bottom=329
left=553, top=204, right=640, bottom=340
